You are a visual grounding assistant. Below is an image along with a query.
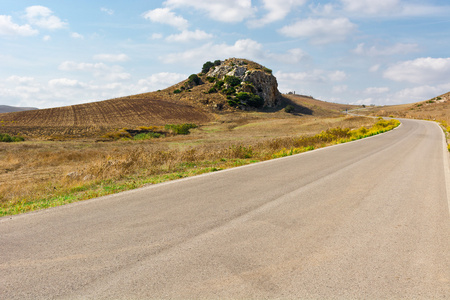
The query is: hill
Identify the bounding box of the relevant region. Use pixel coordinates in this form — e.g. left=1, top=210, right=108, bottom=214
left=283, top=94, right=359, bottom=116
left=0, top=58, right=359, bottom=139
left=0, top=105, right=38, bottom=114
left=362, top=91, right=450, bottom=122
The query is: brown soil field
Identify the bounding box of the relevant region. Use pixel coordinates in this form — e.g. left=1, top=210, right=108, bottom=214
left=0, top=96, right=213, bottom=139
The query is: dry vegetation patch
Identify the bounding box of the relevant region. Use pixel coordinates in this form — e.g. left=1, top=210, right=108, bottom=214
left=0, top=115, right=385, bottom=216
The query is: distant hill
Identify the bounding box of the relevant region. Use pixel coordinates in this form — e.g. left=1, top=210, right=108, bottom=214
left=0, top=105, right=38, bottom=114
left=0, top=58, right=362, bottom=139
left=362, top=91, right=450, bottom=122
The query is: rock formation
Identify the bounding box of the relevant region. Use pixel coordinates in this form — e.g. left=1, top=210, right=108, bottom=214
left=205, top=58, right=282, bottom=108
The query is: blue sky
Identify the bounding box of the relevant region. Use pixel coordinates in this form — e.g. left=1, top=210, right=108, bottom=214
left=1, top=0, right=450, bottom=109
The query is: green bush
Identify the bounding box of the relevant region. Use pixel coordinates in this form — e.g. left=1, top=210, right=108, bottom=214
left=263, top=67, right=272, bottom=74
left=228, top=98, right=240, bottom=107
left=173, top=89, right=182, bottom=94
left=133, top=132, right=162, bottom=140
left=0, top=133, right=24, bottom=142
left=188, top=74, right=200, bottom=85
left=285, top=105, right=295, bottom=113
left=206, top=76, right=216, bottom=83
left=208, top=87, right=217, bottom=94
left=213, top=80, right=224, bottom=89
left=224, top=75, right=241, bottom=87
left=202, top=61, right=214, bottom=73
left=235, top=92, right=264, bottom=108
left=214, top=60, right=221, bottom=66
left=223, top=87, right=236, bottom=96
left=165, top=123, right=198, bottom=135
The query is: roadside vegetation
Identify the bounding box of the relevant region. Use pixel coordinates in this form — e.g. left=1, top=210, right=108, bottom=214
left=0, top=133, right=24, bottom=143
left=0, top=117, right=398, bottom=216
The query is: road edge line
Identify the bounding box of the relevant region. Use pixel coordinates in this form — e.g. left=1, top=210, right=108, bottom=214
left=436, top=122, right=450, bottom=217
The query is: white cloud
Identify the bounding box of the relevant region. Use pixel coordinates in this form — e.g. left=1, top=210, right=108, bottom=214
left=164, top=0, right=254, bottom=23
left=279, top=18, right=357, bottom=44
left=6, top=75, right=35, bottom=84
left=248, top=0, right=307, bottom=27
left=275, top=70, right=336, bottom=84
left=384, top=57, right=450, bottom=84
left=364, top=87, right=389, bottom=94
left=273, top=48, right=309, bottom=64
left=25, top=6, right=67, bottom=30
left=43, top=35, right=51, bottom=41
left=162, top=39, right=264, bottom=65
left=309, top=3, right=335, bottom=15
left=48, top=78, right=85, bottom=88
left=339, top=0, right=450, bottom=17
left=58, top=61, right=131, bottom=81
left=142, top=8, right=188, bottom=30
left=151, top=33, right=163, bottom=39
left=136, top=72, right=187, bottom=92
left=100, top=7, right=114, bottom=15
left=93, top=53, right=130, bottom=62
left=341, top=0, right=400, bottom=14
left=166, top=30, right=213, bottom=42
left=332, top=85, right=348, bottom=93
left=351, top=98, right=374, bottom=105
left=0, top=15, right=38, bottom=36
left=369, top=64, right=380, bottom=72
left=328, top=70, right=347, bottom=81
left=353, top=43, right=419, bottom=56
left=392, top=84, right=450, bottom=103
left=71, top=32, right=84, bottom=39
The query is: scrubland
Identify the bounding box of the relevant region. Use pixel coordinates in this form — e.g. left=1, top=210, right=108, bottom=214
left=0, top=114, right=398, bottom=216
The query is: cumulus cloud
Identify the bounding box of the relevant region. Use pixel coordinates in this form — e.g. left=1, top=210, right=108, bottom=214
left=58, top=61, right=131, bottom=81
left=275, top=69, right=344, bottom=84
left=164, top=0, right=254, bottom=23
left=151, top=33, right=163, bottom=40
left=341, top=0, right=400, bottom=14
left=142, top=8, right=188, bottom=30
left=0, top=15, right=38, bottom=36
left=272, top=48, right=310, bottom=64
left=328, top=70, right=347, bottom=81
left=248, top=0, right=307, bottom=27
left=384, top=57, right=450, bottom=84
left=364, top=87, right=390, bottom=94
left=136, top=72, right=187, bottom=91
left=71, top=32, right=84, bottom=39
left=161, top=39, right=264, bottom=64
left=25, top=6, right=67, bottom=30
left=369, top=64, right=381, bottom=72
left=48, top=78, right=86, bottom=88
left=6, top=75, right=35, bottom=84
left=353, top=43, right=419, bottom=56
left=100, top=7, right=114, bottom=15
left=332, top=85, right=348, bottom=93
left=93, top=53, right=130, bottom=62
left=166, top=30, right=213, bottom=42
left=279, top=18, right=357, bottom=44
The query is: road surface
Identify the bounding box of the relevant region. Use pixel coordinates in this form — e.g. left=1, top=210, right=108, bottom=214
left=1, top=118, right=449, bottom=299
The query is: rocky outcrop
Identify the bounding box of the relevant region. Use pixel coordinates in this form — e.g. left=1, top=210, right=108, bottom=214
left=206, top=58, right=282, bottom=108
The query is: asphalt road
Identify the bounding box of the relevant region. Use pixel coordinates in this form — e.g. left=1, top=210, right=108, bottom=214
left=1, top=118, right=449, bottom=299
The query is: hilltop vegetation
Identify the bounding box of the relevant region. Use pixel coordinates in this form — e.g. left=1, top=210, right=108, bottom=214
left=0, top=58, right=354, bottom=140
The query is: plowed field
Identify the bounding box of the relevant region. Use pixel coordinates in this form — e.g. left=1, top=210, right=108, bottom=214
left=0, top=96, right=212, bottom=139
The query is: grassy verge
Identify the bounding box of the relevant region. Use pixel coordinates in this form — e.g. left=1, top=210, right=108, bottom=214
left=0, top=119, right=399, bottom=216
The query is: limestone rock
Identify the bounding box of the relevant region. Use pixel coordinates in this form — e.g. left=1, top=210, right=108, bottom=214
left=206, top=58, right=282, bottom=108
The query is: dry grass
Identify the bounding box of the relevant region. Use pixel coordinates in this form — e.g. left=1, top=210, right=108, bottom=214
left=362, top=91, right=450, bottom=123
left=0, top=114, right=379, bottom=216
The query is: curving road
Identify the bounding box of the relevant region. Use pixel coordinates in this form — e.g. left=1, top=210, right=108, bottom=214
left=1, top=118, right=449, bottom=299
